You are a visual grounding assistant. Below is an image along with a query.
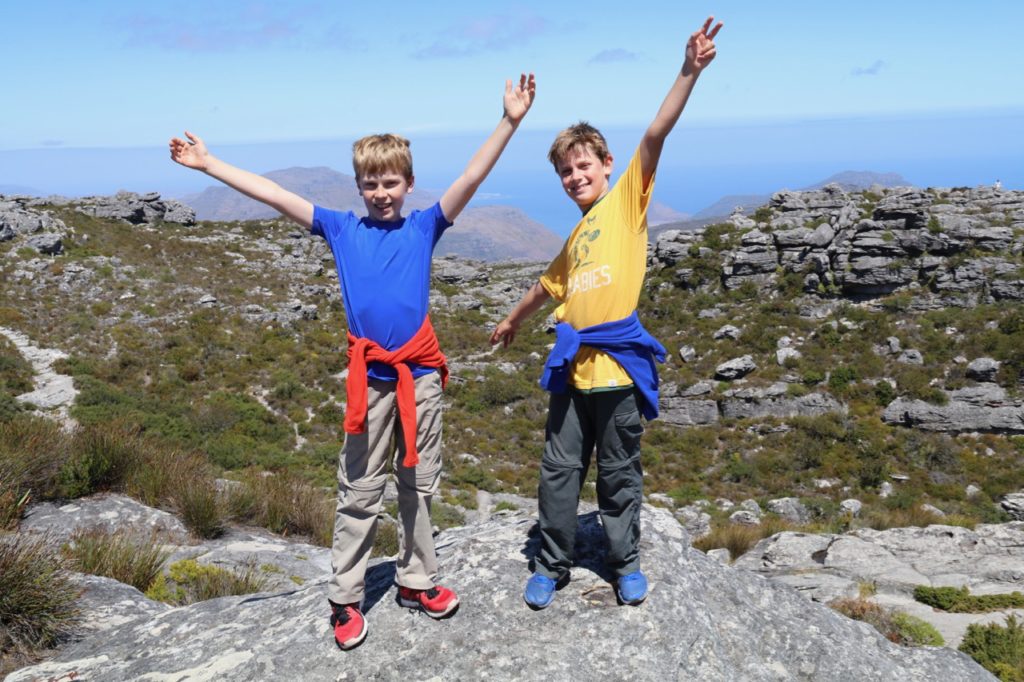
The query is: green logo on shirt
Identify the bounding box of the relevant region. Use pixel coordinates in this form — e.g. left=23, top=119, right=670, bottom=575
left=570, top=227, right=601, bottom=271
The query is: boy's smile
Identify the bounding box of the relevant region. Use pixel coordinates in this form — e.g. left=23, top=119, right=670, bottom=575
left=556, top=147, right=613, bottom=212
left=358, top=172, right=413, bottom=221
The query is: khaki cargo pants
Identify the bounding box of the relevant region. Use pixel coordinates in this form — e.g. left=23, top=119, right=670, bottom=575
left=328, top=372, right=443, bottom=605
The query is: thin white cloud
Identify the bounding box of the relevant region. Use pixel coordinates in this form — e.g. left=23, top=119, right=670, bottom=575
left=412, top=12, right=552, bottom=59
left=851, top=60, right=887, bottom=76
left=588, top=48, right=640, bottom=65
left=116, top=3, right=352, bottom=52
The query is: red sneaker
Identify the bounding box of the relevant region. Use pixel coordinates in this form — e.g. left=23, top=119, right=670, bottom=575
left=330, top=602, right=367, bottom=650
left=397, top=585, right=460, bottom=618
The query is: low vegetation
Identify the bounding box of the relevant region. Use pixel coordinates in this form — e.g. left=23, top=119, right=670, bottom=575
left=829, top=596, right=944, bottom=647
left=914, top=585, right=1024, bottom=613
left=959, top=615, right=1024, bottom=681
left=0, top=534, right=80, bottom=675
left=62, top=529, right=170, bottom=593
left=144, top=558, right=268, bottom=606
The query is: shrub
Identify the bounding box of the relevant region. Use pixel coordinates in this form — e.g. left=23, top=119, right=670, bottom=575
left=830, top=597, right=944, bottom=647
left=59, top=422, right=145, bottom=498
left=175, top=478, right=226, bottom=539
left=62, top=529, right=170, bottom=592
left=959, top=615, right=1024, bottom=681
left=914, top=585, right=1024, bottom=613
left=0, top=534, right=81, bottom=667
left=693, top=517, right=793, bottom=560
left=145, top=558, right=268, bottom=606
left=0, top=416, right=69, bottom=528
left=224, top=472, right=333, bottom=547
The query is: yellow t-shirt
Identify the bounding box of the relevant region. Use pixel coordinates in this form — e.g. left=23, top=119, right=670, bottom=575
left=539, top=148, right=653, bottom=390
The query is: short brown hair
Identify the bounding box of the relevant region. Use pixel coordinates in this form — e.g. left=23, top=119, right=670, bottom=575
left=352, top=134, right=413, bottom=182
left=547, top=121, right=610, bottom=168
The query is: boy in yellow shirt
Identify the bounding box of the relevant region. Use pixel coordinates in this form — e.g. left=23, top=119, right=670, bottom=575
left=491, top=17, right=722, bottom=608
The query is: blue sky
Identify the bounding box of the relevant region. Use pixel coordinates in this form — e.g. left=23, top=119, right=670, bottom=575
left=3, top=1, right=1023, bottom=232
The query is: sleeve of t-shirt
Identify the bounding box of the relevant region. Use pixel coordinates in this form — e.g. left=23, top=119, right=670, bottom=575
left=539, top=244, right=569, bottom=302
left=311, top=205, right=347, bottom=240
left=425, top=202, right=455, bottom=246
left=616, top=148, right=655, bottom=233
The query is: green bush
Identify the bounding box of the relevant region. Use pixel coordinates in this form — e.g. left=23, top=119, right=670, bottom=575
left=0, top=534, right=81, bottom=666
left=145, top=558, right=267, bottom=606
left=175, top=479, right=226, bottom=539
left=914, top=585, right=1024, bottom=613
left=959, top=615, right=1024, bottom=681
left=59, top=422, right=144, bottom=498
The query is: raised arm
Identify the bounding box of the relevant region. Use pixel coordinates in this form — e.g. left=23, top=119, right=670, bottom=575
left=489, top=280, right=551, bottom=348
left=169, top=131, right=314, bottom=229
left=439, top=73, right=536, bottom=223
left=638, top=17, right=723, bottom=188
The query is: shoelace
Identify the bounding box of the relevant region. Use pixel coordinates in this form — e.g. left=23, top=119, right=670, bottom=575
left=333, top=605, right=355, bottom=625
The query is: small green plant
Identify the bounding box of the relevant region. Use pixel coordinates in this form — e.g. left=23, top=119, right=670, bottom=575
left=62, top=529, right=169, bottom=592
left=494, top=500, right=518, bottom=512
left=914, top=585, right=1024, bottom=613
left=959, top=615, right=1024, bottom=681
left=145, top=558, right=267, bottom=605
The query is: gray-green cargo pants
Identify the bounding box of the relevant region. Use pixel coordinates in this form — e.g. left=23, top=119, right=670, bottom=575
left=535, top=386, right=644, bottom=580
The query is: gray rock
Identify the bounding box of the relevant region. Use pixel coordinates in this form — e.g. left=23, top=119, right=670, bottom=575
left=678, top=345, right=696, bottom=363
left=659, top=397, right=719, bottom=427
left=714, top=355, right=757, bottom=381
left=21, top=493, right=191, bottom=544
left=897, top=349, right=924, bottom=365
left=767, top=497, right=811, bottom=524
left=879, top=482, right=895, bottom=498
left=883, top=395, right=1024, bottom=433
left=721, top=391, right=845, bottom=421
left=26, top=232, right=63, bottom=254
left=840, top=499, right=863, bottom=516
left=735, top=522, right=1024, bottom=650
left=966, top=357, right=1001, bottom=382
left=776, top=347, right=802, bottom=366
left=729, top=509, right=761, bottom=526
left=1001, top=493, right=1024, bottom=521
left=713, top=324, right=741, bottom=340
left=7, top=506, right=989, bottom=681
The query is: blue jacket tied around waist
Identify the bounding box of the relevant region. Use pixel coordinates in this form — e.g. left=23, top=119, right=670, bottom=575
left=540, top=312, right=667, bottom=420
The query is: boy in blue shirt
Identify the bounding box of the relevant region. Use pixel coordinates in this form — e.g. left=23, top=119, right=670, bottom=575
left=171, top=73, right=535, bottom=649
left=491, top=18, right=722, bottom=609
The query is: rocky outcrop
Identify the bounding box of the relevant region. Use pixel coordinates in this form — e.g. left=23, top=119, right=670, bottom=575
left=651, top=184, right=1024, bottom=304
left=7, top=506, right=989, bottom=681
left=75, top=191, right=196, bottom=226
left=882, top=384, right=1024, bottom=433
left=735, top=523, right=1024, bottom=649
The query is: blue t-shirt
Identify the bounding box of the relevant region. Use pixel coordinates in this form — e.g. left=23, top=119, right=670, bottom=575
left=311, top=202, right=452, bottom=381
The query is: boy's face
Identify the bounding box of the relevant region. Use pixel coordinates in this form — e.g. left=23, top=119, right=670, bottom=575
left=357, top=171, right=413, bottom=222
left=555, top=146, right=613, bottom=212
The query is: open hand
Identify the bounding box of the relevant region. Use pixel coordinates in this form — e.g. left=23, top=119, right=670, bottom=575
left=685, top=16, right=723, bottom=73
left=490, top=318, right=518, bottom=347
left=168, top=131, right=210, bottom=171
left=503, top=73, right=536, bottom=123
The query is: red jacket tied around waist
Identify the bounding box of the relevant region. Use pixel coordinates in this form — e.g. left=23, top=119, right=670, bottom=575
left=344, top=316, right=448, bottom=467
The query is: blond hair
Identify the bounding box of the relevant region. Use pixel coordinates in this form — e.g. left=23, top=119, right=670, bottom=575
left=352, top=134, right=413, bottom=182
left=547, top=121, right=610, bottom=169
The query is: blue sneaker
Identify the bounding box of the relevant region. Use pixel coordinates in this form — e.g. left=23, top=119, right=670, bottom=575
left=524, top=573, right=557, bottom=609
left=617, top=570, right=648, bottom=605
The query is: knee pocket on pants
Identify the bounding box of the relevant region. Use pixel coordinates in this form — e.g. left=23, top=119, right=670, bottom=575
left=609, top=410, right=644, bottom=458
